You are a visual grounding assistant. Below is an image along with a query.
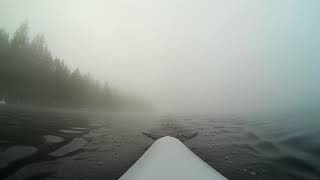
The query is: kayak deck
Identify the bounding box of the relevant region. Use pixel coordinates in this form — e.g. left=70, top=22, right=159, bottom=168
left=119, top=136, right=228, bottom=180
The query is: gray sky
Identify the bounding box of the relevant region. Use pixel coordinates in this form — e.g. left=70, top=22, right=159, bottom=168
left=1, top=0, right=320, bottom=113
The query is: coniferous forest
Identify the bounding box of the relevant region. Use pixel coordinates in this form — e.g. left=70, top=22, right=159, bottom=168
left=0, top=21, right=148, bottom=110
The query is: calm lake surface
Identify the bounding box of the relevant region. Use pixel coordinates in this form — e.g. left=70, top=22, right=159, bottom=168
left=0, top=105, right=319, bottom=180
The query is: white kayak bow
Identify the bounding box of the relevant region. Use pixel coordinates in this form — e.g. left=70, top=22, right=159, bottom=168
left=119, top=136, right=228, bottom=180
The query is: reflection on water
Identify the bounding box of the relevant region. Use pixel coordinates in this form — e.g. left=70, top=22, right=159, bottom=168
left=49, top=138, right=88, bottom=157
left=43, top=135, right=64, bottom=144
left=0, top=146, right=38, bottom=169
left=0, top=105, right=319, bottom=180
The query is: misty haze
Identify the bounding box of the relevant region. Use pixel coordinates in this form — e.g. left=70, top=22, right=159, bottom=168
left=0, top=1, right=319, bottom=180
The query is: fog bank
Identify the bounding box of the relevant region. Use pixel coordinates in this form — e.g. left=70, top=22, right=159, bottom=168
left=1, top=0, right=320, bottom=113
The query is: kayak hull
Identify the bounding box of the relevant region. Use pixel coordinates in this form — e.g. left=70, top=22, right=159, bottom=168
left=119, top=136, right=227, bottom=180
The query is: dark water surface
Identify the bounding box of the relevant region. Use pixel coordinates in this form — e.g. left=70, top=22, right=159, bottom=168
left=0, top=105, right=319, bottom=180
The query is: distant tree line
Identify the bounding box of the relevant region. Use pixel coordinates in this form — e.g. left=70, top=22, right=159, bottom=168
left=0, top=21, right=148, bottom=110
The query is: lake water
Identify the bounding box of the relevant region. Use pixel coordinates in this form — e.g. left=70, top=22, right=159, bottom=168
left=0, top=105, right=319, bottom=180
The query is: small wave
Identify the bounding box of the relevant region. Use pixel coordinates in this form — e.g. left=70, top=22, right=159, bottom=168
left=275, top=156, right=319, bottom=180
left=142, top=119, right=199, bottom=142
left=255, top=140, right=282, bottom=157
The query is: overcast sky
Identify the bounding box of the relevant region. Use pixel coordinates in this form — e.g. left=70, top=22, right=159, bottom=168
left=1, top=0, right=320, bottom=113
